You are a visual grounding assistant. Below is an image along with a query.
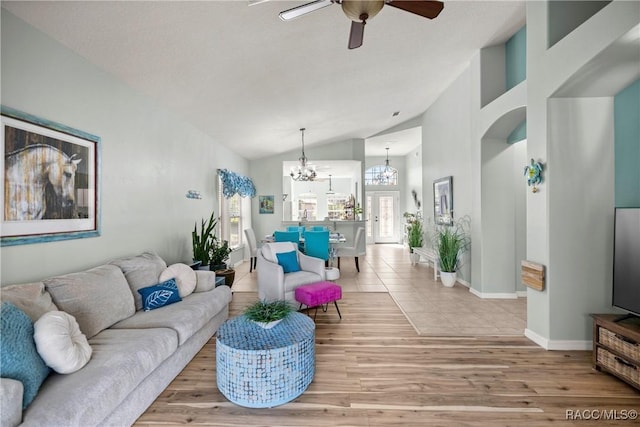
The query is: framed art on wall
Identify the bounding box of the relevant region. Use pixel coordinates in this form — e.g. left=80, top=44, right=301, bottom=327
left=1, top=106, right=101, bottom=246
left=433, top=176, right=453, bottom=225
left=259, top=195, right=274, bottom=214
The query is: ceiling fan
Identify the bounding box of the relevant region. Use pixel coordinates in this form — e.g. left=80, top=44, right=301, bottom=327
left=278, top=0, right=444, bottom=49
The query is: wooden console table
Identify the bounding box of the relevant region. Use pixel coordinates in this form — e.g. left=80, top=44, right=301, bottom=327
left=591, top=314, right=640, bottom=390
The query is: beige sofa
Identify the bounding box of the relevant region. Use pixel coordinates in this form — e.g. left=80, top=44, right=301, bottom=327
left=0, top=252, right=232, bottom=427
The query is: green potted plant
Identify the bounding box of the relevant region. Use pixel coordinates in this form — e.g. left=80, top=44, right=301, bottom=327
left=210, top=238, right=235, bottom=286
left=432, top=216, right=471, bottom=287
left=244, top=300, right=294, bottom=329
left=407, top=220, right=424, bottom=265
left=192, top=212, right=217, bottom=268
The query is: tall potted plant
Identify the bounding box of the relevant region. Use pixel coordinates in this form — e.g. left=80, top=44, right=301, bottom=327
left=432, top=216, right=470, bottom=287
left=407, top=220, right=424, bottom=265
left=192, top=212, right=217, bottom=268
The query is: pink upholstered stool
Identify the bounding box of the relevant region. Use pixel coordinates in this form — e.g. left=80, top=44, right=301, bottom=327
left=295, top=281, right=342, bottom=320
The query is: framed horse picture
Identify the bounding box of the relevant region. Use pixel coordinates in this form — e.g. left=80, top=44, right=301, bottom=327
left=1, top=106, right=101, bottom=246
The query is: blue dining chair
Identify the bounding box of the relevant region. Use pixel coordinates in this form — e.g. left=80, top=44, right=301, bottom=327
left=274, top=230, right=301, bottom=249
left=303, top=230, right=330, bottom=262
left=287, top=226, right=306, bottom=237
left=312, top=226, right=329, bottom=231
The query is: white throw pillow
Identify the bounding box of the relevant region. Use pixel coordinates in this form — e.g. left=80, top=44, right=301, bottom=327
left=159, top=263, right=197, bottom=298
left=34, top=311, right=92, bottom=374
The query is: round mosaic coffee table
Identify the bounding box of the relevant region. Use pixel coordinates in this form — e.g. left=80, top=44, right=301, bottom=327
left=216, top=312, right=315, bottom=408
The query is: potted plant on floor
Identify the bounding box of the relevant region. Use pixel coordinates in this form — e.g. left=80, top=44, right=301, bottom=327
left=407, top=220, right=424, bottom=266
left=244, top=300, right=294, bottom=329
left=210, top=238, right=234, bottom=286
left=432, top=215, right=471, bottom=287
left=192, top=212, right=217, bottom=269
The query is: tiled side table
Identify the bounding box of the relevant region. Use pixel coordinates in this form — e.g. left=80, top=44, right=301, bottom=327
left=216, top=312, right=315, bottom=408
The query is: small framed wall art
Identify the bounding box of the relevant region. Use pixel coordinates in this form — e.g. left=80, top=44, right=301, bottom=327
left=259, top=195, right=274, bottom=214
left=433, top=176, right=453, bottom=225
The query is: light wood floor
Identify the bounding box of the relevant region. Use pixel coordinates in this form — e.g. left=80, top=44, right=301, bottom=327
left=135, top=290, right=640, bottom=426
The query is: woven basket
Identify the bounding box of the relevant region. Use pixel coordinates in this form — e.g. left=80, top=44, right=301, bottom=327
left=597, top=347, right=640, bottom=387
left=599, top=327, right=640, bottom=360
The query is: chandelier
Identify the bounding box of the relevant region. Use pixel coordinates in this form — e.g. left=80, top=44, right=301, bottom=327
left=290, top=128, right=317, bottom=181
left=378, top=147, right=394, bottom=183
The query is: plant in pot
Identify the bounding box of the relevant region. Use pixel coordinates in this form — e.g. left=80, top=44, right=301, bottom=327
left=210, top=238, right=234, bottom=286
left=407, top=220, right=424, bottom=266
left=244, top=299, right=294, bottom=329
left=192, top=212, right=218, bottom=269
left=432, top=216, right=471, bottom=287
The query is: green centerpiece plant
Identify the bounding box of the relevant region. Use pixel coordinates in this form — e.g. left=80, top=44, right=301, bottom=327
left=244, top=300, right=294, bottom=329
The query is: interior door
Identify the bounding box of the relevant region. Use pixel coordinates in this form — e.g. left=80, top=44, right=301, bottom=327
left=366, top=191, right=399, bottom=244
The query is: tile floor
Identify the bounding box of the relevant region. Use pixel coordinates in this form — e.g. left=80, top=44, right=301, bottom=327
left=231, top=243, right=527, bottom=336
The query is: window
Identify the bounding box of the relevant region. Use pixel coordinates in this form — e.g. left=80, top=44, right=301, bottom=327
left=327, top=193, right=349, bottom=220
left=365, top=165, right=398, bottom=186
left=218, top=178, right=243, bottom=249
left=297, top=193, right=317, bottom=221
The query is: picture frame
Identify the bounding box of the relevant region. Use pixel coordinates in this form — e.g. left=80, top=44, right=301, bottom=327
left=259, top=195, right=274, bottom=214
left=433, top=176, right=453, bottom=225
left=2, top=106, right=101, bottom=246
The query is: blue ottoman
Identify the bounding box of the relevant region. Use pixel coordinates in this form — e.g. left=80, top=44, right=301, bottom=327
left=216, top=312, right=315, bottom=408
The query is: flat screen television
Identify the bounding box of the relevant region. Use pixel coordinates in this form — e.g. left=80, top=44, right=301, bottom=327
left=612, top=207, right=640, bottom=318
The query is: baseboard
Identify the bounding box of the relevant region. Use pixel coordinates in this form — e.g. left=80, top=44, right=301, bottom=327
left=516, top=291, right=527, bottom=298
left=456, top=278, right=470, bottom=288
left=468, top=287, right=519, bottom=299
left=525, top=328, right=593, bottom=350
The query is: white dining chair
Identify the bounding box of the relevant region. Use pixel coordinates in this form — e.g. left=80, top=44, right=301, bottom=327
left=336, top=227, right=366, bottom=272
left=244, top=228, right=260, bottom=272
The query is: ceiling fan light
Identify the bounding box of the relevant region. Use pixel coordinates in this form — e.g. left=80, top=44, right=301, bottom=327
left=342, top=0, right=384, bottom=22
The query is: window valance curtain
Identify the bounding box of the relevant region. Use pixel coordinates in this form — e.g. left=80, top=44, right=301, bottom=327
left=218, top=168, right=256, bottom=198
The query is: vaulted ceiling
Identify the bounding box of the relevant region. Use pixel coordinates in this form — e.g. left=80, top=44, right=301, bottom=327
left=2, top=1, right=526, bottom=158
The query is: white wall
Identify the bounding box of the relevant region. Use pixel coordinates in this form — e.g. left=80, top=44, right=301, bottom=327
left=421, top=68, right=474, bottom=282
left=525, top=0, right=639, bottom=346
left=0, top=11, right=248, bottom=285
left=547, top=97, right=615, bottom=340
left=404, top=146, right=423, bottom=217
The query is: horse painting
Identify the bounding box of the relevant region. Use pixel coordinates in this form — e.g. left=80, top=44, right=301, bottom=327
left=4, top=144, right=82, bottom=221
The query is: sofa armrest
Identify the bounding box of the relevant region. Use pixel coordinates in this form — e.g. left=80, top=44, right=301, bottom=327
left=299, top=252, right=326, bottom=280
left=1, top=378, right=23, bottom=427
left=194, top=270, right=216, bottom=292
left=257, top=251, right=285, bottom=301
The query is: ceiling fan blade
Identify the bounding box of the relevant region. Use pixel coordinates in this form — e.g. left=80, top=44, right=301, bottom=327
left=279, top=0, right=333, bottom=21
left=386, top=0, right=444, bottom=19
left=348, top=20, right=365, bottom=49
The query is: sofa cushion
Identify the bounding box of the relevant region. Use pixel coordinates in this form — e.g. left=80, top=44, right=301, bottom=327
left=159, top=263, right=197, bottom=297
left=0, top=302, right=50, bottom=409
left=109, top=252, right=168, bottom=311
left=22, top=327, right=178, bottom=427
left=44, top=264, right=135, bottom=339
left=0, top=378, right=23, bottom=427
left=194, top=270, right=216, bottom=292
left=276, top=250, right=301, bottom=273
left=112, top=285, right=232, bottom=345
left=34, top=311, right=92, bottom=374
left=138, top=279, right=182, bottom=311
left=0, top=281, right=58, bottom=322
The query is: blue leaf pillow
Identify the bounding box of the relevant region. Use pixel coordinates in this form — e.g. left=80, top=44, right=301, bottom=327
left=276, top=250, right=300, bottom=273
left=137, top=278, right=182, bottom=311
left=0, top=302, right=51, bottom=409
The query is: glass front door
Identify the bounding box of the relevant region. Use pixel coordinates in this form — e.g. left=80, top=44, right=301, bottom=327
left=366, top=191, right=399, bottom=243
